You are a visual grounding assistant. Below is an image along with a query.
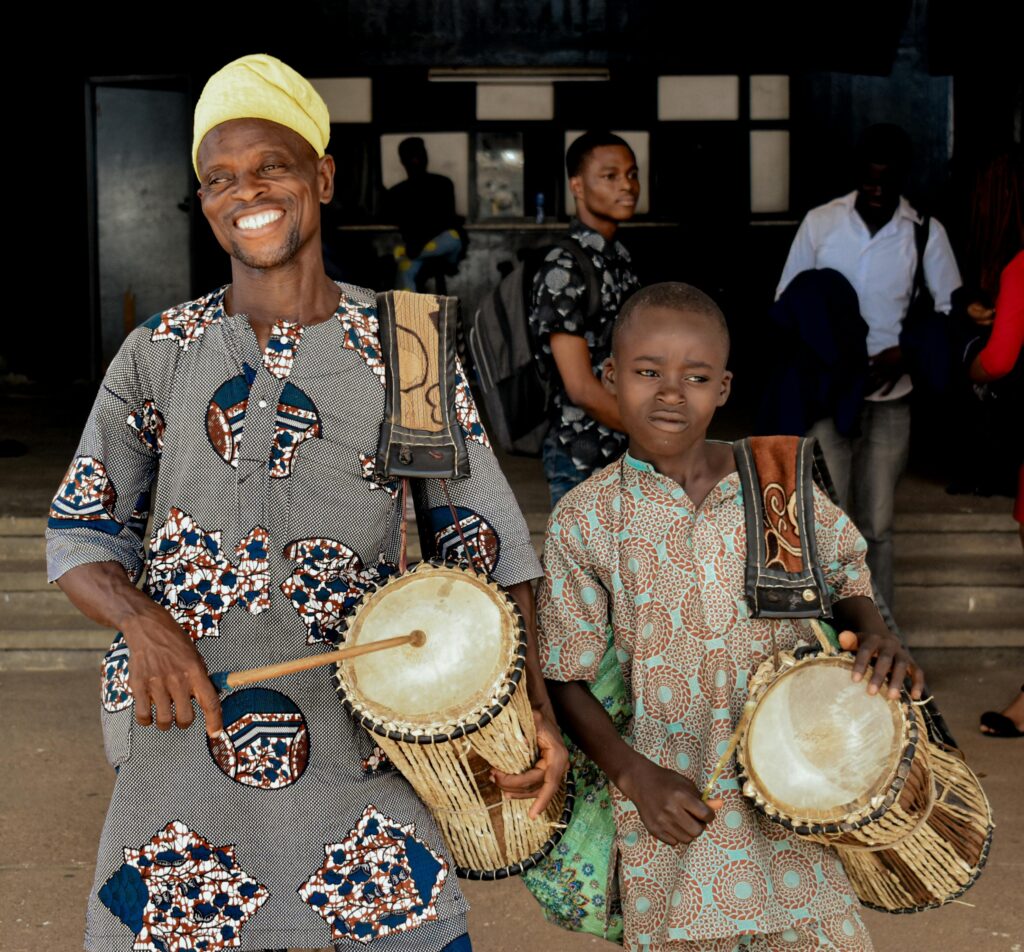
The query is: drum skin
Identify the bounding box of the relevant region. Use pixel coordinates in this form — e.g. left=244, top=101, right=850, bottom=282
left=335, top=561, right=572, bottom=879
left=744, top=659, right=903, bottom=823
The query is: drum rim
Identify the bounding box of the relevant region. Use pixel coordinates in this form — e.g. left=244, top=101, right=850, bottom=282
left=736, top=649, right=920, bottom=836
left=333, top=560, right=529, bottom=745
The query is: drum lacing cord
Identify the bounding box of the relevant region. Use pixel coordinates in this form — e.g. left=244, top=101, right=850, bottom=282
left=440, top=478, right=483, bottom=576
left=397, top=477, right=483, bottom=575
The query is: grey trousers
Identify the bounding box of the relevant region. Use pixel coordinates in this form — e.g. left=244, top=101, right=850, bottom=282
left=808, top=400, right=911, bottom=610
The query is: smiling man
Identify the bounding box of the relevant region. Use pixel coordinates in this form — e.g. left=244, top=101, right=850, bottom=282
left=47, top=54, right=565, bottom=952
left=529, top=131, right=642, bottom=506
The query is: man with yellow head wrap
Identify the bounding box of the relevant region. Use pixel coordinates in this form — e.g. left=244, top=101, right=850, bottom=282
left=48, top=53, right=566, bottom=952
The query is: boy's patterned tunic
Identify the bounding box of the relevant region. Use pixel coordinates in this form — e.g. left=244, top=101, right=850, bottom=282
left=47, top=283, right=541, bottom=952
left=538, top=454, right=875, bottom=950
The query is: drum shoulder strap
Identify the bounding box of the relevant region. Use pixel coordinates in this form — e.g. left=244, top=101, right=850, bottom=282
left=733, top=435, right=834, bottom=619
left=373, top=289, right=470, bottom=481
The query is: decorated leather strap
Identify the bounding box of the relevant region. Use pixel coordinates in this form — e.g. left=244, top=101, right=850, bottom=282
left=373, top=290, right=470, bottom=481
left=733, top=435, right=837, bottom=619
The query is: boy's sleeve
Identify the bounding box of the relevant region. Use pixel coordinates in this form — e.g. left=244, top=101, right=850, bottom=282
left=414, top=359, right=542, bottom=589
left=531, top=246, right=589, bottom=345
left=537, top=504, right=609, bottom=683
left=811, top=485, right=875, bottom=603
left=46, top=328, right=162, bottom=584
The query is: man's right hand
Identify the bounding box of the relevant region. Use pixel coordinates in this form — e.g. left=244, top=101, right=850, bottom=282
left=121, top=601, right=223, bottom=735
left=55, top=561, right=223, bottom=735
left=618, top=756, right=718, bottom=847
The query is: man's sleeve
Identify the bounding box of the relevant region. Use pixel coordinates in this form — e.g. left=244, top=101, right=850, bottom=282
left=776, top=214, right=817, bottom=300
left=922, top=217, right=962, bottom=314
left=415, top=359, right=542, bottom=589
left=536, top=504, right=609, bottom=683
left=531, top=246, right=589, bottom=345
left=46, top=328, right=162, bottom=584
left=811, top=485, right=875, bottom=604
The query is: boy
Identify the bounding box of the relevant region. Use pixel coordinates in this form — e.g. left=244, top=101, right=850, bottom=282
left=530, top=131, right=641, bottom=505
left=537, top=282, right=924, bottom=950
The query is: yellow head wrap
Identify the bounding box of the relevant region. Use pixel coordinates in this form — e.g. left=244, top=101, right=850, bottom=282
left=192, top=53, right=330, bottom=176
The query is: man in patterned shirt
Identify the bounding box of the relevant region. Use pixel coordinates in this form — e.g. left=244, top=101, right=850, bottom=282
left=47, top=54, right=566, bottom=952
left=529, top=131, right=641, bottom=505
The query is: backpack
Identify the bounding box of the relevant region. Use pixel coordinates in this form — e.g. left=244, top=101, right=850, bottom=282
left=465, top=238, right=602, bottom=456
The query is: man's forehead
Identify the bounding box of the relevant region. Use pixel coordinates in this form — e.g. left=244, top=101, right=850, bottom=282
left=584, top=144, right=636, bottom=169
left=196, top=118, right=316, bottom=169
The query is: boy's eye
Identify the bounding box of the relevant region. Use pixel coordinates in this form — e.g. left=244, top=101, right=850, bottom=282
left=685, top=375, right=710, bottom=383
left=637, top=368, right=659, bottom=377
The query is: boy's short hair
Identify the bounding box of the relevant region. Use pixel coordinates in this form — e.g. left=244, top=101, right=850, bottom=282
left=566, top=131, right=635, bottom=178
left=612, top=282, right=730, bottom=359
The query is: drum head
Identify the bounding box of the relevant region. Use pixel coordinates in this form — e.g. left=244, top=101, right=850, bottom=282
left=337, top=563, right=521, bottom=736
left=745, top=658, right=903, bottom=822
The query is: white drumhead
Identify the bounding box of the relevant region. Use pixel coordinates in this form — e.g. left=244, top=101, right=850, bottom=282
left=746, top=661, right=900, bottom=819
left=342, top=567, right=515, bottom=726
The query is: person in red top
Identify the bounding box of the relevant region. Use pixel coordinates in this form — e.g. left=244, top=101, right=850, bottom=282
left=969, top=250, right=1024, bottom=738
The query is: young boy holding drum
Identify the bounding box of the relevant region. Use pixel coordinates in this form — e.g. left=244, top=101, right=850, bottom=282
left=535, top=282, right=924, bottom=951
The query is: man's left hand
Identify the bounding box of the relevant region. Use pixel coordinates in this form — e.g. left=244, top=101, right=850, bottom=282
left=491, top=710, right=570, bottom=820
left=838, top=629, right=925, bottom=700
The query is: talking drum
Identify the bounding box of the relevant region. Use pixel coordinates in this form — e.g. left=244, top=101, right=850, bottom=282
left=334, top=561, right=572, bottom=880
left=736, top=648, right=993, bottom=912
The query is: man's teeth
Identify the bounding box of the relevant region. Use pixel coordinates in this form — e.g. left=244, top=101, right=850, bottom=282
left=237, top=210, right=283, bottom=230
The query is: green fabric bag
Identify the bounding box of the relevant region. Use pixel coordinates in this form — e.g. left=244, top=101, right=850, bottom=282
left=523, top=637, right=630, bottom=944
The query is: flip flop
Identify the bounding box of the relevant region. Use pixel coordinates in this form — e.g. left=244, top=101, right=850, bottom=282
left=979, top=710, right=1024, bottom=738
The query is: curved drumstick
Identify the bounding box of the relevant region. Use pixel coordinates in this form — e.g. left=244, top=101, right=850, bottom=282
left=210, top=630, right=427, bottom=691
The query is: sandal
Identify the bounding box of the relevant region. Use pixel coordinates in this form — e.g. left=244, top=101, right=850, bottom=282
left=979, top=710, right=1024, bottom=738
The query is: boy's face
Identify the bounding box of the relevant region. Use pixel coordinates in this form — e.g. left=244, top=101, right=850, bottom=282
left=570, top=145, right=640, bottom=224
left=603, top=306, right=731, bottom=461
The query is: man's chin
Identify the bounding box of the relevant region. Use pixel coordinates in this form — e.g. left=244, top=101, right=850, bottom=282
left=230, top=237, right=301, bottom=271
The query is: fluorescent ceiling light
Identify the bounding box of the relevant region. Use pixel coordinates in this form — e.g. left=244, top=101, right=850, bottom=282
left=429, top=67, right=609, bottom=84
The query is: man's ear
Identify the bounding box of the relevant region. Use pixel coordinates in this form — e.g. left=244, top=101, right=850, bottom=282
left=569, top=174, right=584, bottom=203
left=717, top=370, right=733, bottom=406
left=602, top=356, right=617, bottom=395
left=318, top=154, right=336, bottom=204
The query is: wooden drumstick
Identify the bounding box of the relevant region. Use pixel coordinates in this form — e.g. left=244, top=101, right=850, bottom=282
left=211, top=630, right=427, bottom=691
left=701, top=699, right=756, bottom=804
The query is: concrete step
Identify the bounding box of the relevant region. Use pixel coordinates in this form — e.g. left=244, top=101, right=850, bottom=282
left=897, top=531, right=1021, bottom=557
left=901, top=618, right=1024, bottom=649
left=0, top=516, right=45, bottom=536
left=894, top=584, right=1024, bottom=616
left=894, top=557, right=1023, bottom=587
left=893, top=511, right=1017, bottom=532
left=0, top=648, right=107, bottom=671
left=0, top=560, right=50, bottom=591
left=0, top=535, right=45, bottom=561
left=0, top=629, right=112, bottom=651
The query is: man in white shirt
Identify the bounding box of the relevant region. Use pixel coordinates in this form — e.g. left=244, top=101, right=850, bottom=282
left=776, top=124, right=961, bottom=608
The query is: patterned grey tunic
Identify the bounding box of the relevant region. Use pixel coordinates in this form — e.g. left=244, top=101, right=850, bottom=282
left=46, top=283, right=541, bottom=952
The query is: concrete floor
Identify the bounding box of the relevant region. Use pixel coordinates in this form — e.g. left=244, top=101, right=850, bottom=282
left=2, top=649, right=1022, bottom=952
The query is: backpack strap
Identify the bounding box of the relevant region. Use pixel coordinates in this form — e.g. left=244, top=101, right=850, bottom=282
left=911, top=215, right=930, bottom=304
left=733, top=435, right=834, bottom=619
left=553, top=237, right=603, bottom=322
left=373, top=290, right=470, bottom=480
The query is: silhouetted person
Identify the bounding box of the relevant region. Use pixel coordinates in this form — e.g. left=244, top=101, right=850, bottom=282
left=776, top=124, right=961, bottom=609
left=385, top=137, right=463, bottom=290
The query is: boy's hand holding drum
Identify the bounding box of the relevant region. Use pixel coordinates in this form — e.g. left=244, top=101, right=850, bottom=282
left=829, top=594, right=926, bottom=700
